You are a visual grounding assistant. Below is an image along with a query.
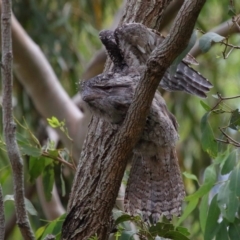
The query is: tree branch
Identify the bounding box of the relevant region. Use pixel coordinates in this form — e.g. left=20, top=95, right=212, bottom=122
left=1, top=0, right=35, bottom=239
left=190, top=14, right=240, bottom=57
left=0, top=185, right=5, bottom=240
left=63, top=0, right=207, bottom=239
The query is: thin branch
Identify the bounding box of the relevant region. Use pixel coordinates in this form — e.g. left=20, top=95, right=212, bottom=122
left=42, top=151, right=76, bottom=170
left=0, top=185, right=5, bottom=240
left=219, top=128, right=240, bottom=145
left=232, top=15, right=240, bottom=31
left=211, top=92, right=240, bottom=112
left=217, top=93, right=240, bottom=100
left=1, top=0, right=35, bottom=239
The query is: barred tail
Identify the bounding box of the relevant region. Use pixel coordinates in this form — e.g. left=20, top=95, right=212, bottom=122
left=125, top=147, right=185, bottom=222
left=160, top=62, right=213, bottom=98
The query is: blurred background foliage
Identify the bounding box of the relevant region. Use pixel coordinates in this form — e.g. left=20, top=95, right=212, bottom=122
left=1, top=0, right=240, bottom=239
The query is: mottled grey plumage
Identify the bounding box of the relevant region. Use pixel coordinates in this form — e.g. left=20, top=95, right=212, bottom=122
left=115, top=23, right=213, bottom=98
left=81, top=23, right=212, bottom=222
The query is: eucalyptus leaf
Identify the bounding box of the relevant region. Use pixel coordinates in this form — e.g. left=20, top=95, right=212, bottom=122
left=221, top=150, right=236, bottom=175
left=164, top=230, right=190, bottom=240
left=229, top=219, right=240, bottom=240
left=199, top=194, right=209, bottom=233
left=204, top=195, right=220, bottom=240
left=149, top=222, right=174, bottom=237
left=201, top=113, right=218, bottom=158
left=217, top=182, right=238, bottom=223
left=199, top=32, right=225, bottom=53
left=229, top=166, right=240, bottom=197
left=20, top=144, right=42, bottom=157
left=185, top=183, right=213, bottom=201
left=115, top=214, right=132, bottom=225
left=229, top=109, right=240, bottom=130
left=200, top=100, right=211, bottom=112
left=176, top=198, right=198, bottom=226
left=40, top=214, right=66, bottom=240
left=29, top=156, right=53, bottom=182
left=215, top=220, right=229, bottom=240
left=42, top=163, right=55, bottom=201
left=183, top=172, right=199, bottom=184
left=4, top=195, right=37, bottom=216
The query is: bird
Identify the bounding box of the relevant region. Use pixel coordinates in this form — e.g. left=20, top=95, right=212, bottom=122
left=81, top=23, right=212, bottom=222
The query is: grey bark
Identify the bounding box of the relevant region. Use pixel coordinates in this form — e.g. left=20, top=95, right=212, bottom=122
left=1, top=0, right=35, bottom=239
left=62, top=0, right=207, bottom=239
left=0, top=185, right=5, bottom=240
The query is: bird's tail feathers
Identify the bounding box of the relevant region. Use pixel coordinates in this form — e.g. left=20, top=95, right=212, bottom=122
left=125, top=148, right=185, bottom=222
left=160, top=62, right=213, bottom=98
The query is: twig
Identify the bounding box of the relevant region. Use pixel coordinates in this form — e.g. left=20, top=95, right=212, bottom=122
left=217, top=93, right=240, bottom=100
left=219, top=128, right=240, bottom=145
left=1, top=0, right=35, bottom=239
left=42, top=151, right=76, bottom=170
left=216, top=128, right=240, bottom=147
left=233, top=16, right=240, bottom=31
left=0, top=185, right=5, bottom=240
left=211, top=92, right=240, bottom=112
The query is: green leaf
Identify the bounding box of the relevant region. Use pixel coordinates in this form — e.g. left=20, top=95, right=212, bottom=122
left=47, top=116, right=63, bottom=128
left=199, top=32, right=225, bottom=53
left=229, top=166, right=240, bottom=197
left=176, top=198, right=198, bottom=226
left=119, top=230, right=136, bottom=240
left=164, top=230, right=190, bottom=240
left=175, top=227, right=190, bottom=237
left=149, top=222, right=174, bottom=237
left=217, top=182, right=238, bottom=223
left=16, top=132, right=30, bottom=145
left=169, top=30, right=197, bottom=76
left=221, top=150, right=236, bottom=175
left=36, top=226, right=46, bottom=240
left=203, top=164, right=217, bottom=184
left=185, top=165, right=216, bottom=201
left=40, top=214, right=66, bottom=240
left=229, top=109, right=240, bottom=130
left=115, top=214, right=132, bottom=225
left=29, top=156, right=53, bottom=182
left=199, top=194, right=209, bottom=233
left=47, top=149, right=59, bottom=158
left=214, top=147, right=230, bottom=164
left=229, top=219, right=240, bottom=240
left=20, top=144, right=41, bottom=157
left=215, top=220, right=229, bottom=240
left=228, top=4, right=236, bottom=17
left=25, top=198, right=38, bottom=216
left=42, top=163, right=55, bottom=201
left=200, top=101, right=211, bottom=112
left=185, top=184, right=212, bottom=202
left=4, top=195, right=37, bottom=216
left=183, top=172, right=199, bottom=184
left=201, top=113, right=218, bottom=158
left=204, top=195, right=220, bottom=240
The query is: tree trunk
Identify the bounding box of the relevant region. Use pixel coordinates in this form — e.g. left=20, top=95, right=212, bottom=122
left=62, top=0, right=207, bottom=239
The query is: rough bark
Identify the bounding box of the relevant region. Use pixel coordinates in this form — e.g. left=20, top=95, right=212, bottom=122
left=0, top=185, right=5, bottom=240
left=62, top=0, right=207, bottom=239
left=1, top=0, right=35, bottom=239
